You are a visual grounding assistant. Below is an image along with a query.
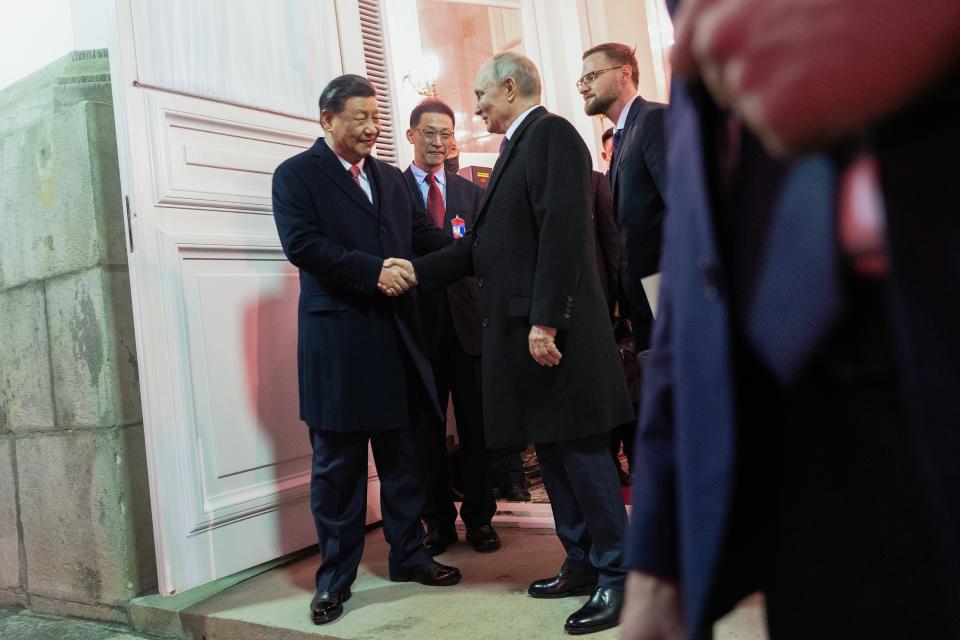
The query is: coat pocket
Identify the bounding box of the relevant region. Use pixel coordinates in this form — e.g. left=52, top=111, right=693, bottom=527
left=304, top=294, right=348, bottom=313
left=506, top=295, right=531, bottom=317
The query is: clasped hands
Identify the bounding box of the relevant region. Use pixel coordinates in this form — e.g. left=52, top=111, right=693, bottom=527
left=378, top=258, right=417, bottom=296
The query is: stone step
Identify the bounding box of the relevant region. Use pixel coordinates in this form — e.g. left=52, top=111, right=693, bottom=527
left=129, top=526, right=766, bottom=640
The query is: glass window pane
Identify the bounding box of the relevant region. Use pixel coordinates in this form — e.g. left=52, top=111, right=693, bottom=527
left=416, top=0, right=525, bottom=154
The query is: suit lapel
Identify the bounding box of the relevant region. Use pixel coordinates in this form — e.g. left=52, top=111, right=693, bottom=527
left=364, top=155, right=384, bottom=215
left=313, top=138, right=379, bottom=219
left=443, top=172, right=466, bottom=226
left=610, top=98, right=645, bottom=198
left=475, top=106, right=547, bottom=222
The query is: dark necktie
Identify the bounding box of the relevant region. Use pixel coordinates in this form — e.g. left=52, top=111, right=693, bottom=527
left=611, top=128, right=623, bottom=162
left=425, top=173, right=445, bottom=229
left=498, top=136, right=508, bottom=154
left=744, top=155, right=844, bottom=384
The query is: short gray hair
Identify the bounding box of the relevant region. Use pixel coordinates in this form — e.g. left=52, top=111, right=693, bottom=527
left=477, top=52, right=541, bottom=99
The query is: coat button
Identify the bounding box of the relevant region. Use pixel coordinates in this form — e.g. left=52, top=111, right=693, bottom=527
left=473, top=236, right=480, bottom=248
left=477, top=277, right=485, bottom=288
left=698, top=258, right=721, bottom=300
left=481, top=317, right=489, bottom=328
left=563, top=312, right=571, bottom=319
left=380, top=225, right=387, bottom=233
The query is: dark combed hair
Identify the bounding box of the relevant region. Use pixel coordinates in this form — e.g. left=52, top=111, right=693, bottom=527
left=582, top=42, right=640, bottom=87
left=318, top=74, right=376, bottom=115
left=409, top=99, right=456, bottom=129
left=601, top=127, right=615, bottom=145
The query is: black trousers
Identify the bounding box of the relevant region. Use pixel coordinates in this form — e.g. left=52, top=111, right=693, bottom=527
left=491, top=449, right=526, bottom=489
left=309, top=425, right=433, bottom=593
left=536, top=433, right=629, bottom=589
left=416, top=308, right=495, bottom=532
left=707, top=277, right=960, bottom=638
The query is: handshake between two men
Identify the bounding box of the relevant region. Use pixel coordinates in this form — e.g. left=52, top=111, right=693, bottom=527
left=376, top=257, right=562, bottom=367
left=377, top=257, right=417, bottom=297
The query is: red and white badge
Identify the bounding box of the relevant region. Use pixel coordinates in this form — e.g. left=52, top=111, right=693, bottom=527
left=451, top=216, right=466, bottom=238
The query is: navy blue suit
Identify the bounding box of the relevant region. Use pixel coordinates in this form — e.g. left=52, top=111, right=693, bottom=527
left=627, top=6, right=960, bottom=635
left=609, top=97, right=667, bottom=349
left=272, top=138, right=450, bottom=592
left=402, top=167, right=496, bottom=532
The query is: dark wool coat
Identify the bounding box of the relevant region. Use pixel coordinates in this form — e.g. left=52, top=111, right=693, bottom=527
left=414, top=107, right=634, bottom=448
left=272, top=138, right=450, bottom=431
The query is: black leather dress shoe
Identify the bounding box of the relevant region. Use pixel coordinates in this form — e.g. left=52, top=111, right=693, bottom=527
left=564, top=585, right=623, bottom=635
left=424, top=527, right=458, bottom=556
left=465, top=524, right=501, bottom=552
left=528, top=571, right=597, bottom=598
left=504, top=482, right=531, bottom=501
left=389, top=559, right=462, bottom=586
left=309, top=588, right=351, bottom=625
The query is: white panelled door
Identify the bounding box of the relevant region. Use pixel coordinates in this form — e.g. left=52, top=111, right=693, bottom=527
left=107, top=0, right=378, bottom=594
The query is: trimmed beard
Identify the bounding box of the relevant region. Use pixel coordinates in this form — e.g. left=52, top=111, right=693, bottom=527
left=584, top=92, right=615, bottom=117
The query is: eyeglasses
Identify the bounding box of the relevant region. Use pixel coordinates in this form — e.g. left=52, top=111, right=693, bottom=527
left=576, top=66, right=624, bottom=88
left=415, top=128, right=454, bottom=142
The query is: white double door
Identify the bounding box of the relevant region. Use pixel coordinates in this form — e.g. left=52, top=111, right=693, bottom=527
left=107, top=0, right=379, bottom=595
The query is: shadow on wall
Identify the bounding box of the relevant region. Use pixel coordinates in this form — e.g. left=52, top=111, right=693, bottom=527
left=243, top=270, right=316, bottom=555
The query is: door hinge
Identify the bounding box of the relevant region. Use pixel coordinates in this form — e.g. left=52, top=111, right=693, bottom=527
left=124, top=195, right=134, bottom=253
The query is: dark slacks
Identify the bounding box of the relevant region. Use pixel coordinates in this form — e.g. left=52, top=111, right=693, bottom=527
left=707, top=277, right=960, bottom=638
left=309, top=425, right=432, bottom=593
left=491, top=449, right=526, bottom=489
left=417, top=305, right=495, bottom=531
left=536, top=433, right=629, bottom=589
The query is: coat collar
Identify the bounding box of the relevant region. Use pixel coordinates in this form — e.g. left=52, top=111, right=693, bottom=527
left=312, top=137, right=379, bottom=218
left=475, top=106, right=547, bottom=219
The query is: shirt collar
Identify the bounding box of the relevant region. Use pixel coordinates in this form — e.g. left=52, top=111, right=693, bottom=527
left=327, top=139, right=366, bottom=174
left=505, top=104, right=541, bottom=140
left=615, top=94, right=639, bottom=132
left=409, top=163, right=445, bottom=186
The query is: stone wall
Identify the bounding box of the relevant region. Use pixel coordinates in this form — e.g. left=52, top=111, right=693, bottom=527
left=0, top=50, right=157, bottom=623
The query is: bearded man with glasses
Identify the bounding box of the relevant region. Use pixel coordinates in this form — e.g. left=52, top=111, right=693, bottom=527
left=579, top=43, right=668, bottom=492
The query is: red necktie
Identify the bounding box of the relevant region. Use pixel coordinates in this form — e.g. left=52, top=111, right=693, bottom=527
left=425, top=173, right=445, bottom=229
left=348, top=164, right=362, bottom=186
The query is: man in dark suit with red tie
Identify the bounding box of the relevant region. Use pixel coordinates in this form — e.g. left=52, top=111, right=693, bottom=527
left=401, top=99, right=500, bottom=556
left=271, top=75, right=462, bottom=627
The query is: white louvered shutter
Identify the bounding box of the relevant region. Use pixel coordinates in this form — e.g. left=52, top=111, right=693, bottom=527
left=357, top=0, right=399, bottom=165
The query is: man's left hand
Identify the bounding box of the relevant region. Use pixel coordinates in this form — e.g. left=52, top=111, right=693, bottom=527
left=529, top=324, right=562, bottom=366
left=672, top=0, right=960, bottom=157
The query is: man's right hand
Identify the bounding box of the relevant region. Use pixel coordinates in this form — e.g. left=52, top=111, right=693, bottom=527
left=619, top=571, right=685, bottom=640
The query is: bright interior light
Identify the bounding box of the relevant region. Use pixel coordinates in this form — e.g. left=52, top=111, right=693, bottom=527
left=421, top=53, right=441, bottom=82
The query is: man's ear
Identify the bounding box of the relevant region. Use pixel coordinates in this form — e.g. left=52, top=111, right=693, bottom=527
left=504, top=77, right=518, bottom=102
left=320, top=109, right=335, bottom=132
left=406, top=129, right=415, bottom=144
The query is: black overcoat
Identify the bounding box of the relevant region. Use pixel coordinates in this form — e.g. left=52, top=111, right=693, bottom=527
left=272, top=138, right=450, bottom=431
left=414, top=107, right=634, bottom=448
